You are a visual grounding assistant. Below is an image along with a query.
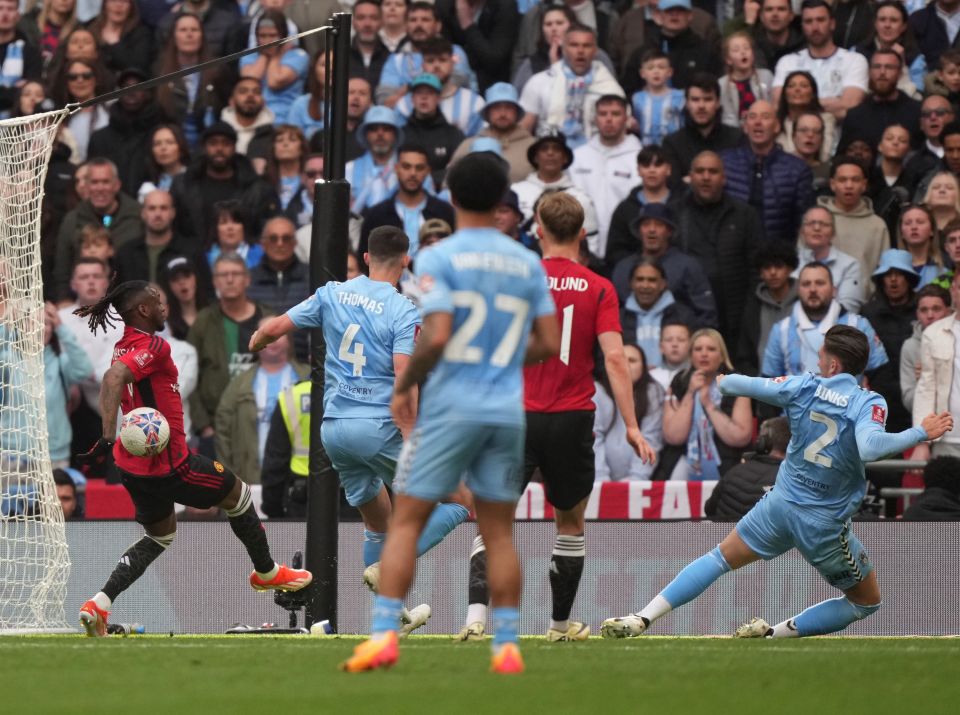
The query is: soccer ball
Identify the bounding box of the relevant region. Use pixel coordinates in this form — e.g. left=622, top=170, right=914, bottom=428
left=119, top=407, right=170, bottom=457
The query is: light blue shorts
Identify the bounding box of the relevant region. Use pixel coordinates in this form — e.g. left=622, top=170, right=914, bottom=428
left=736, top=489, right=873, bottom=591
left=393, top=420, right=525, bottom=503
left=320, top=418, right=402, bottom=507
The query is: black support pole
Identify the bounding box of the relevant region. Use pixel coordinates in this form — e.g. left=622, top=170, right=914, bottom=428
left=304, top=11, right=352, bottom=631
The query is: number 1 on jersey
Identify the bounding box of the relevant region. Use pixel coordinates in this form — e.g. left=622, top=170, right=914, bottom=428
left=559, top=304, right=573, bottom=365
left=339, top=323, right=367, bottom=376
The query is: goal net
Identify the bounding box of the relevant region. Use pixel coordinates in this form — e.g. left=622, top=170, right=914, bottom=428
left=0, top=109, right=73, bottom=633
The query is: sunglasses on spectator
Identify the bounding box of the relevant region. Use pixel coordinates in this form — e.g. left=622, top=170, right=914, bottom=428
left=264, top=234, right=296, bottom=244
left=67, top=72, right=95, bottom=81
left=921, top=109, right=951, bottom=118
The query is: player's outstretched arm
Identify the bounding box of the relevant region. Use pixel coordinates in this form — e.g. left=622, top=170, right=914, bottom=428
left=598, top=331, right=656, bottom=463
left=717, top=372, right=799, bottom=408
left=524, top=314, right=561, bottom=365
left=392, top=353, right=418, bottom=438
left=249, top=314, right=296, bottom=352
left=855, top=409, right=952, bottom=462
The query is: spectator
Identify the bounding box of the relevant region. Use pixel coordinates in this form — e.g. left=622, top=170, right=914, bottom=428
left=734, top=0, right=803, bottom=71
left=862, top=249, right=920, bottom=432
left=53, top=58, right=109, bottom=160
left=435, top=0, right=519, bottom=91
left=659, top=328, right=753, bottom=480
left=396, top=72, right=463, bottom=186
left=345, top=105, right=406, bottom=213
left=831, top=0, right=874, bottom=50
left=923, top=170, right=960, bottom=232
left=611, top=202, right=718, bottom=329
left=287, top=50, right=330, bottom=145
left=569, top=95, right=641, bottom=259
left=215, top=323, right=307, bottom=485
left=206, top=199, right=262, bottom=269
left=650, top=319, right=692, bottom=391
left=18, top=0, right=78, bottom=63
left=12, top=79, right=49, bottom=118
left=619, top=257, right=697, bottom=368
left=87, top=67, right=165, bottom=196
left=672, top=150, right=761, bottom=348
left=605, top=145, right=673, bottom=270
left=87, top=0, right=154, bottom=74
left=261, top=379, right=309, bottom=517
left=247, top=216, right=309, bottom=324
left=358, top=144, right=455, bottom=258
left=53, top=157, right=143, bottom=301
left=901, top=283, right=952, bottom=413
left=788, top=112, right=830, bottom=189
left=239, top=10, right=309, bottom=124
left=774, top=70, right=836, bottom=163
left=225, top=0, right=299, bottom=54
left=379, top=0, right=408, bottom=52
left=629, top=49, right=685, bottom=146
left=492, top=190, right=530, bottom=246
left=737, top=242, right=799, bottom=375
left=45, top=25, right=104, bottom=80
left=662, top=73, right=744, bottom=185
left=762, top=262, right=889, bottom=376
left=137, top=124, right=190, bottom=199
left=53, top=468, right=81, bottom=519
left=909, top=0, right=960, bottom=71
left=188, top=252, right=267, bottom=456
left=930, top=48, right=960, bottom=110
left=152, top=280, right=199, bottom=440
left=839, top=49, right=921, bottom=152
left=511, top=130, right=598, bottom=240
left=795, top=205, right=864, bottom=312
left=0, top=0, right=41, bottom=118
left=158, top=254, right=211, bottom=341
left=721, top=99, right=813, bottom=244
left=856, top=1, right=927, bottom=95
left=519, top=24, right=624, bottom=149
left=772, top=0, right=868, bottom=121
left=169, top=121, right=278, bottom=241
left=282, top=152, right=323, bottom=231
left=870, top=124, right=920, bottom=236
left=263, top=123, right=306, bottom=216
left=348, top=0, right=389, bottom=88
left=310, top=76, right=372, bottom=163
left=114, top=189, right=207, bottom=285
left=621, top=0, right=722, bottom=94
left=449, top=82, right=535, bottom=184
left=593, top=342, right=664, bottom=481
left=42, top=301, right=92, bottom=469
left=704, top=416, right=789, bottom=521
left=902, top=456, right=960, bottom=521
left=898, top=205, right=944, bottom=288
left=819, top=156, right=890, bottom=280
left=905, top=96, right=955, bottom=184
left=943, top=219, right=960, bottom=278
left=719, top=31, right=773, bottom=128
left=156, top=0, right=239, bottom=58
left=221, top=77, right=275, bottom=161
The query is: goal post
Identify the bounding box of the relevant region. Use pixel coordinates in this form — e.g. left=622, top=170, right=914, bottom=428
left=0, top=108, right=73, bottom=634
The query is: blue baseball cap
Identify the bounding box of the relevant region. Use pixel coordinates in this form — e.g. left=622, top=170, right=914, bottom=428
left=482, top=82, right=525, bottom=121
left=357, top=106, right=404, bottom=149
left=410, top=73, right=442, bottom=93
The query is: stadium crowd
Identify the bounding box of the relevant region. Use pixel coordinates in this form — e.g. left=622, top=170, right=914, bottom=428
left=11, top=0, right=960, bottom=521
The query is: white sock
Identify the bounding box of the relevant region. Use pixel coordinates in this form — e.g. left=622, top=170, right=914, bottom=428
left=255, top=563, right=279, bottom=580
left=466, top=603, right=487, bottom=627
left=637, top=594, right=672, bottom=625
left=93, top=592, right=112, bottom=611
left=550, top=619, right=569, bottom=633
left=770, top=618, right=800, bottom=638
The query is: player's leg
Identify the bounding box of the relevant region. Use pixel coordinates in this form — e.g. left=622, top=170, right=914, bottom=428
left=547, top=499, right=590, bottom=641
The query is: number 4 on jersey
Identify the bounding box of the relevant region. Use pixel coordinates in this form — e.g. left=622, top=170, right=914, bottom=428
left=339, top=323, right=367, bottom=376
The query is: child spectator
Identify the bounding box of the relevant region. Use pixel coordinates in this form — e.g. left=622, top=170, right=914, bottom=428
left=931, top=48, right=960, bottom=110
left=631, top=49, right=684, bottom=146
left=649, top=319, right=692, bottom=391
left=77, top=224, right=114, bottom=265
left=719, top=32, right=773, bottom=128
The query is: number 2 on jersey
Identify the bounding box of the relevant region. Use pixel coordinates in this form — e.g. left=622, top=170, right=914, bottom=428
left=803, top=411, right=838, bottom=468
left=446, top=290, right=529, bottom=366
left=339, top=323, right=367, bottom=376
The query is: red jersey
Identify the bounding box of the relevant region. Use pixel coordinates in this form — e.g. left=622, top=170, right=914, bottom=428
left=524, top=257, right=621, bottom=413
left=111, top=327, right=190, bottom=476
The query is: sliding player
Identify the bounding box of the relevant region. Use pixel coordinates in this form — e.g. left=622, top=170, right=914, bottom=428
left=75, top=281, right=311, bottom=637
left=602, top=325, right=953, bottom=639
left=250, top=226, right=469, bottom=636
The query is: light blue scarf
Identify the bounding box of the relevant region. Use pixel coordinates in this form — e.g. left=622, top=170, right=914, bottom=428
left=561, top=62, right=593, bottom=148
left=686, top=381, right=722, bottom=481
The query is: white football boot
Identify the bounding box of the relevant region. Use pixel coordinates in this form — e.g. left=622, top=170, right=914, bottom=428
left=600, top=614, right=648, bottom=639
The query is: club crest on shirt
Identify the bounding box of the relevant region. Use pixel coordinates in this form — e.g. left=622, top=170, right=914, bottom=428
left=773, top=376, right=788, bottom=383
left=419, top=274, right=435, bottom=293
left=872, top=405, right=886, bottom=425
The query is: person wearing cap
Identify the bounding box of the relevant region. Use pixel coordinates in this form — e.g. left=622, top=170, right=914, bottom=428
left=449, top=81, right=535, bottom=183
left=346, top=105, right=407, bottom=212
left=611, top=202, right=719, bottom=331
left=519, top=24, right=625, bottom=149
left=169, top=120, right=278, bottom=241
left=620, top=0, right=723, bottom=95
left=569, top=94, right=641, bottom=259
left=87, top=66, right=165, bottom=195
left=358, top=144, right=455, bottom=258
left=762, top=261, right=888, bottom=378
left=861, top=249, right=921, bottom=432
left=401, top=72, right=464, bottom=186
left=793, top=206, right=864, bottom=313
left=239, top=9, right=310, bottom=123
left=511, top=130, right=599, bottom=242
left=494, top=189, right=535, bottom=249
left=222, top=76, right=276, bottom=160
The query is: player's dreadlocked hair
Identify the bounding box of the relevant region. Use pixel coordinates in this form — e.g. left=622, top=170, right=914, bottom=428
left=73, top=279, right=150, bottom=335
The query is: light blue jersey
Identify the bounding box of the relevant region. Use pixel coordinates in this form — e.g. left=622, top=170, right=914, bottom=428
left=414, top=228, right=555, bottom=427
left=631, top=89, right=685, bottom=146
left=721, top=372, right=927, bottom=522
left=285, top=276, right=420, bottom=420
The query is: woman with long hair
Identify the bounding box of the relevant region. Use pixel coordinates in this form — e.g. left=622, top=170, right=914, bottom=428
left=86, top=0, right=153, bottom=74
left=593, top=342, right=664, bottom=481
left=264, top=124, right=307, bottom=213
left=157, top=255, right=210, bottom=341
left=137, top=124, right=189, bottom=199
left=286, top=49, right=329, bottom=141
left=776, top=71, right=836, bottom=161
left=897, top=204, right=943, bottom=287
left=238, top=9, right=309, bottom=124
left=49, top=58, right=108, bottom=160
left=856, top=0, right=925, bottom=94
left=154, top=13, right=223, bottom=148
left=659, top=328, right=752, bottom=480
left=20, top=0, right=78, bottom=63
left=923, top=170, right=960, bottom=232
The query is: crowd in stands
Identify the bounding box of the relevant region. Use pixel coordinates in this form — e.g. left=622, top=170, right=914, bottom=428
left=7, top=0, right=960, bottom=519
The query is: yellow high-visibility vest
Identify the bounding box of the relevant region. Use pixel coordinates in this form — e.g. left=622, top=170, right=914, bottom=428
left=278, top=381, right=311, bottom=476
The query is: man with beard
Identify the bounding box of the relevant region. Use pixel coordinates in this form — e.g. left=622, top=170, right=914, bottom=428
left=222, top=77, right=276, bottom=160
left=839, top=49, right=921, bottom=150
left=349, top=0, right=390, bottom=88
left=312, top=77, right=374, bottom=163
left=347, top=106, right=424, bottom=213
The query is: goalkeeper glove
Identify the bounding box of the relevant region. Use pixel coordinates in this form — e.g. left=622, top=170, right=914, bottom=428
left=76, top=437, right=115, bottom=467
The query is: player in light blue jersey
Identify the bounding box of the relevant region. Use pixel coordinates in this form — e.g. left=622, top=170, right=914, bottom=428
left=342, top=153, right=560, bottom=674
left=250, top=226, right=470, bottom=635
left=602, top=325, right=953, bottom=639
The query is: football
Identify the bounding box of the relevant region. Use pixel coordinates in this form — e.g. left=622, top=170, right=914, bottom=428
left=119, top=407, right=170, bottom=457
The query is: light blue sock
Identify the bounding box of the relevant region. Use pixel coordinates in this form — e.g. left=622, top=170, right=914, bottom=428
left=416, top=503, right=469, bottom=556
left=660, top=546, right=731, bottom=609
left=492, top=606, right=519, bottom=647
left=372, top=595, right=403, bottom=636
left=363, top=529, right=386, bottom=568
left=793, top=597, right=878, bottom=636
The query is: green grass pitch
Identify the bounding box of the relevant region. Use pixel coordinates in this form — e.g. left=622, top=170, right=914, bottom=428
left=4, top=635, right=958, bottom=714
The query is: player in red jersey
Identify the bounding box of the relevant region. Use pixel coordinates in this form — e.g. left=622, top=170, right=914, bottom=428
left=457, top=192, right=655, bottom=642
left=72, top=281, right=311, bottom=636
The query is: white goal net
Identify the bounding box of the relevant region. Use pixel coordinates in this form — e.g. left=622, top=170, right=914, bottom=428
left=0, top=109, right=72, bottom=633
